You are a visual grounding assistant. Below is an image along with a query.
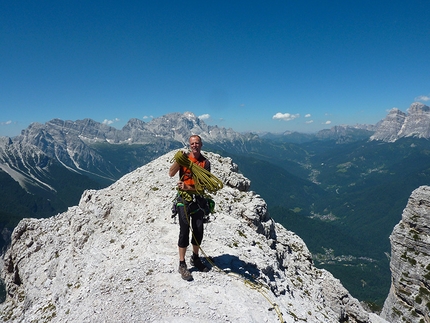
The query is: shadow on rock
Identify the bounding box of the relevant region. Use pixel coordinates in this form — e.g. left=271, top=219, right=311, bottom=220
left=208, top=254, right=261, bottom=281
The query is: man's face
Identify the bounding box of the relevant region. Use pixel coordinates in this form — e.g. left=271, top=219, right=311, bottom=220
left=189, top=136, right=202, bottom=153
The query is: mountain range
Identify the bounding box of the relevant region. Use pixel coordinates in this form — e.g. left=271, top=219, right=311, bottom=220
left=370, top=102, right=430, bottom=142
left=1, top=102, right=430, bottom=308
left=0, top=150, right=428, bottom=322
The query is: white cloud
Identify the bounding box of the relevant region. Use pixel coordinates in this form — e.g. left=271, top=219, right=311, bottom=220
left=323, top=120, right=332, bottom=125
left=198, top=114, right=211, bottom=120
left=0, top=120, right=12, bottom=126
left=102, top=118, right=120, bottom=125
left=305, top=120, right=314, bottom=124
left=415, top=95, right=430, bottom=102
left=143, top=115, right=153, bottom=119
left=305, top=114, right=311, bottom=118
left=272, top=113, right=300, bottom=121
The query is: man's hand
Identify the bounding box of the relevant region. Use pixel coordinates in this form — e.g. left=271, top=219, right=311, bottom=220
left=177, top=181, right=186, bottom=190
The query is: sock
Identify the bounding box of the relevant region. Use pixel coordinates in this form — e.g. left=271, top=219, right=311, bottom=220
left=179, top=260, right=186, bottom=266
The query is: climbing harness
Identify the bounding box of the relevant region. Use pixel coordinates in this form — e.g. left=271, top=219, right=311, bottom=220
left=170, top=150, right=285, bottom=323
left=171, top=194, right=213, bottom=223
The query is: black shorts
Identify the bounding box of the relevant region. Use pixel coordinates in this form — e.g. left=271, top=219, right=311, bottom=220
left=177, top=195, right=207, bottom=248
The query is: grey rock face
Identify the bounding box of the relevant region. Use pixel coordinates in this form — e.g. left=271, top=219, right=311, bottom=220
left=0, top=151, right=385, bottom=323
left=381, top=186, right=430, bottom=323
left=0, top=112, right=247, bottom=193
left=370, top=108, right=407, bottom=142
left=371, top=103, right=430, bottom=142
left=315, top=125, right=375, bottom=144
left=399, top=103, right=430, bottom=139
left=122, top=111, right=243, bottom=145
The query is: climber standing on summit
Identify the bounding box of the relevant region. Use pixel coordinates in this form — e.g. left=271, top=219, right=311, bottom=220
left=169, top=135, right=211, bottom=281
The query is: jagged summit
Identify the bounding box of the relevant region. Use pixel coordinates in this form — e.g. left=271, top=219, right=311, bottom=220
left=370, top=102, right=430, bottom=142
left=0, top=112, right=245, bottom=193
left=0, top=151, right=385, bottom=323
left=408, top=102, right=430, bottom=114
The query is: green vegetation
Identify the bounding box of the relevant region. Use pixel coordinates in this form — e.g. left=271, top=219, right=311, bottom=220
left=0, top=142, right=182, bottom=251
left=221, top=137, right=430, bottom=308
left=90, top=141, right=181, bottom=175
left=237, top=229, right=247, bottom=238
left=2, top=134, right=430, bottom=309
left=0, top=161, right=103, bottom=251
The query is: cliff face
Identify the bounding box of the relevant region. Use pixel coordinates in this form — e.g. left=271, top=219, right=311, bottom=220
left=381, top=186, right=430, bottom=323
left=0, top=151, right=384, bottom=323
left=371, top=103, right=430, bottom=142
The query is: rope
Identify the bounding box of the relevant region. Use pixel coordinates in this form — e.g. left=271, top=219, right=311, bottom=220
left=182, top=204, right=285, bottom=323
left=171, top=150, right=284, bottom=322
left=172, top=150, right=223, bottom=195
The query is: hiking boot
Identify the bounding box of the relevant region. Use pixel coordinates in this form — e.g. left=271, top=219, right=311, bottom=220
left=178, top=263, right=193, bottom=281
left=190, top=254, right=209, bottom=272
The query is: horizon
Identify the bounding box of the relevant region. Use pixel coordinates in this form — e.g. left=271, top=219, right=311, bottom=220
left=0, top=110, right=382, bottom=139
left=0, top=107, right=404, bottom=138
left=1, top=1, right=430, bottom=137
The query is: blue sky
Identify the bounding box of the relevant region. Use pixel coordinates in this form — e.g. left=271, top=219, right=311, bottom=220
left=1, top=1, right=430, bottom=137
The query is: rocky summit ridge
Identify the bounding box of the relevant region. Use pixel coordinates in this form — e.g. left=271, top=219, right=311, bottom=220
left=0, top=151, right=386, bottom=323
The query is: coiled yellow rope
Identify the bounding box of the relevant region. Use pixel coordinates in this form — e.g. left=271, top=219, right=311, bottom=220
left=172, top=150, right=223, bottom=195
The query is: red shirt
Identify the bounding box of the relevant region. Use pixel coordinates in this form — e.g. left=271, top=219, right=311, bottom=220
left=179, top=154, right=209, bottom=186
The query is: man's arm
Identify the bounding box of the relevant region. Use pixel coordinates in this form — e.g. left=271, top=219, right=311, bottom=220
left=170, top=162, right=192, bottom=190
left=169, top=162, right=180, bottom=177
left=204, top=159, right=211, bottom=172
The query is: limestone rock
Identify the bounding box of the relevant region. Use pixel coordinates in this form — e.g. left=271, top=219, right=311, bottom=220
left=371, top=103, right=430, bottom=142
left=370, top=108, right=407, bottom=142
left=0, top=151, right=385, bottom=323
left=381, top=185, right=430, bottom=323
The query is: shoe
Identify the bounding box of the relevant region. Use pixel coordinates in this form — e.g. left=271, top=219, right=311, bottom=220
left=190, top=254, right=209, bottom=272
left=178, top=263, right=193, bottom=281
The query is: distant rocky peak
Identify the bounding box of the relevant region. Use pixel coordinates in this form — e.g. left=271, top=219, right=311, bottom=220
left=387, top=107, right=406, bottom=116
left=408, top=102, right=430, bottom=114
left=184, top=111, right=197, bottom=119
left=122, top=118, right=146, bottom=131
left=370, top=102, right=430, bottom=142
left=0, top=137, right=12, bottom=149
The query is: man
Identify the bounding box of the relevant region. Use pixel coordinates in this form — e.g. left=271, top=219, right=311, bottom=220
left=169, top=135, right=210, bottom=281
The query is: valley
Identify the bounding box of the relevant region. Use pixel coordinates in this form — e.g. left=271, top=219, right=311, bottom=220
left=214, top=137, right=430, bottom=308
left=1, top=109, right=430, bottom=310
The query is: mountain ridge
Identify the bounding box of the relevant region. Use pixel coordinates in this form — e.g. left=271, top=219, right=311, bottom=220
left=370, top=102, right=430, bottom=142
left=2, top=103, right=430, bottom=307
left=0, top=151, right=386, bottom=323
